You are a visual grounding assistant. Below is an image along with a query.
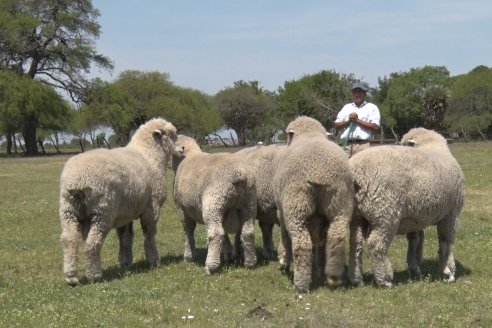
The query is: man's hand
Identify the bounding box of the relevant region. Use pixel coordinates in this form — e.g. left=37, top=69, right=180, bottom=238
left=349, top=112, right=359, bottom=122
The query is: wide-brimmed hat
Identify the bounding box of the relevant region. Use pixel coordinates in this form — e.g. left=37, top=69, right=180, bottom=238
left=351, top=82, right=369, bottom=92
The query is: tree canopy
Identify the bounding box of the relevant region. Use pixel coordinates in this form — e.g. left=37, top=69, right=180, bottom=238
left=83, top=70, right=222, bottom=146
left=0, top=0, right=112, bottom=154
left=215, top=81, right=276, bottom=146
left=445, top=65, right=492, bottom=140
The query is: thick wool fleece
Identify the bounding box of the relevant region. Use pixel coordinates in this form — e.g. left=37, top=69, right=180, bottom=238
left=348, top=127, right=464, bottom=287
left=272, top=116, right=354, bottom=293
left=233, top=144, right=286, bottom=259
left=172, top=135, right=257, bottom=274
left=59, top=118, right=179, bottom=284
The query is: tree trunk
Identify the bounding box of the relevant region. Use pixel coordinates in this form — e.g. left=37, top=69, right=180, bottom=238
left=6, top=133, right=13, bottom=155
left=22, top=116, right=38, bottom=156
left=476, top=125, right=488, bottom=142
left=17, top=138, right=25, bottom=153
left=49, top=136, right=61, bottom=153
left=37, top=138, right=46, bottom=154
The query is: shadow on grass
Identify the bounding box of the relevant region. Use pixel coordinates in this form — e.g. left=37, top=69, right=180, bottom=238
left=75, top=246, right=276, bottom=285
left=357, top=259, right=472, bottom=287
left=190, top=246, right=273, bottom=272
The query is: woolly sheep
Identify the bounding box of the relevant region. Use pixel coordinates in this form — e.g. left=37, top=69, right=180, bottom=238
left=233, top=144, right=286, bottom=259
left=348, top=127, right=464, bottom=287
left=171, top=135, right=257, bottom=274
left=272, top=116, right=354, bottom=293
left=59, top=118, right=181, bottom=284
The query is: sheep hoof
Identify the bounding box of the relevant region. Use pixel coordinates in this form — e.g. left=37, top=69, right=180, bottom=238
left=295, top=285, right=310, bottom=295
left=87, top=273, right=103, bottom=284
left=183, top=255, right=194, bottom=262
left=65, top=275, right=79, bottom=286
left=442, top=267, right=455, bottom=283
left=377, top=281, right=393, bottom=288
left=205, top=265, right=220, bottom=275
left=327, top=275, right=342, bottom=289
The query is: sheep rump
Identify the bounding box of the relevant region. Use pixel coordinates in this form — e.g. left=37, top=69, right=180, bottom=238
left=59, top=118, right=180, bottom=284
left=172, top=135, right=257, bottom=274
left=348, top=127, right=464, bottom=287
left=272, top=116, right=354, bottom=293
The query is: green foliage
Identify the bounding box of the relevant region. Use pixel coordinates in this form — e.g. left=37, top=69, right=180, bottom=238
left=0, top=0, right=113, bottom=100
left=377, top=66, right=451, bottom=136
left=277, top=70, right=356, bottom=129
left=215, top=80, right=276, bottom=145
left=0, top=143, right=491, bottom=326
left=83, top=71, right=222, bottom=146
left=445, top=65, right=492, bottom=140
left=0, top=69, right=72, bottom=153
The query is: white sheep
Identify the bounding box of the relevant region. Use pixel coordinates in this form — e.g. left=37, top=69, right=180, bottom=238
left=233, top=144, right=286, bottom=259
left=348, top=127, right=464, bottom=287
left=171, top=135, right=257, bottom=274
left=59, top=118, right=181, bottom=284
left=272, top=116, right=354, bottom=293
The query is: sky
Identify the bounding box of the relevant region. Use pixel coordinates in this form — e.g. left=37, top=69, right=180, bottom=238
left=91, top=0, right=492, bottom=95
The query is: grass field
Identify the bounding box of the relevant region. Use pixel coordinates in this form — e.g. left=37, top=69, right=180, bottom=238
left=0, top=142, right=491, bottom=327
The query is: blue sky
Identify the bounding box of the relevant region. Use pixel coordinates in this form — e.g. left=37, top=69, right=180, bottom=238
left=91, top=0, right=492, bottom=95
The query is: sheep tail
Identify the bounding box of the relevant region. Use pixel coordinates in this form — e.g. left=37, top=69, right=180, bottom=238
left=67, top=187, right=92, bottom=206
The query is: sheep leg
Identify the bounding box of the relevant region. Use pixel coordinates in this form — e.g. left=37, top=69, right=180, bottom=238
left=325, top=216, right=348, bottom=288
left=140, top=210, right=161, bottom=268
left=278, top=210, right=292, bottom=273
left=437, top=220, right=456, bottom=283
left=367, top=224, right=395, bottom=287
left=290, top=223, right=313, bottom=294
left=60, top=216, right=82, bottom=285
left=181, top=213, right=197, bottom=262
left=259, top=221, right=275, bottom=260
left=85, top=219, right=109, bottom=283
left=117, top=222, right=134, bottom=270
left=205, top=223, right=225, bottom=274
left=348, top=213, right=368, bottom=287
left=406, top=230, right=424, bottom=279
left=239, top=216, right=257, bottom=269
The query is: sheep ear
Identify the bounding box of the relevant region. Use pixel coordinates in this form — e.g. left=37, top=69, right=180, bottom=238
left=405, top=140, right=416, bottom=147
left=287, top=129, right=295, bottom=145
left=153, top=129, right=162, bottom=137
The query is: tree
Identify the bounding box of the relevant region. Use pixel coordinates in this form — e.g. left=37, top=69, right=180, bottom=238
left=215, top=81, right=276, bottom=146
left=83, top=71, right=222, bottom=145
left=277, top=70, right=356, bottom=131
left=376, top=66, right=451, bottom=137
left=0, top=69, right=72, bottom=154
left=445, top=65, right=492, bottom=140
left=0, top=0, right=112, bottom=155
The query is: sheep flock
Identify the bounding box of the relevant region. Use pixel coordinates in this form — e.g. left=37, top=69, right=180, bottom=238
left=59, top=116, right=465, bottom=294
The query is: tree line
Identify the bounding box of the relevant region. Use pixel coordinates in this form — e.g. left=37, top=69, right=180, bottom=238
left=1, top=0, right=491, bottom=155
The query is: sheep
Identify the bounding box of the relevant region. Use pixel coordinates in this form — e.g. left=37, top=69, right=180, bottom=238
left=348, top=127, right=464, bottom=287
left=272, top=116, right=354, bottom=293
left=171, top=135, right=257, bottom=274
left=59, top=118, right=181, bottom=284
left=233, top=144, right=286, bottom=259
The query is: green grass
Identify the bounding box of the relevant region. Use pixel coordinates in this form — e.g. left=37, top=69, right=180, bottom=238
left=0, top=142, right=491, bottom=327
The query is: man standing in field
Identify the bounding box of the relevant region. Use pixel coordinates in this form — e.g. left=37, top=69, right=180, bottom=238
left=334, top=82, right=381, bottom=157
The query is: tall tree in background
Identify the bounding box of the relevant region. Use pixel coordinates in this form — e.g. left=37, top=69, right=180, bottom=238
left=446, top=65, right=492, bottom=140
left=277, top=70, right=356, bottom=130
left=376, top=66, right=450, bottom=137
left=83, top=71, right=222, bottom=145
left=0, top=69, right=71, bottom=154
left=0, top=0, right=112, bottom=155
left=215, top=81, right=275, bottom=146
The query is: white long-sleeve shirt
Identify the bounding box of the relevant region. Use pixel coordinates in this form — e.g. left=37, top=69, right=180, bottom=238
left=335, top=101, right=380, bottom=140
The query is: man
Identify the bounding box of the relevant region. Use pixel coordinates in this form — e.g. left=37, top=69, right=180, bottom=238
left=334, top=82, right=380, bottom=157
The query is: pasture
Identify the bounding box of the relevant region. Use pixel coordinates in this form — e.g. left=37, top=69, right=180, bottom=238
left=0, top=142, right=491, bottom=327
